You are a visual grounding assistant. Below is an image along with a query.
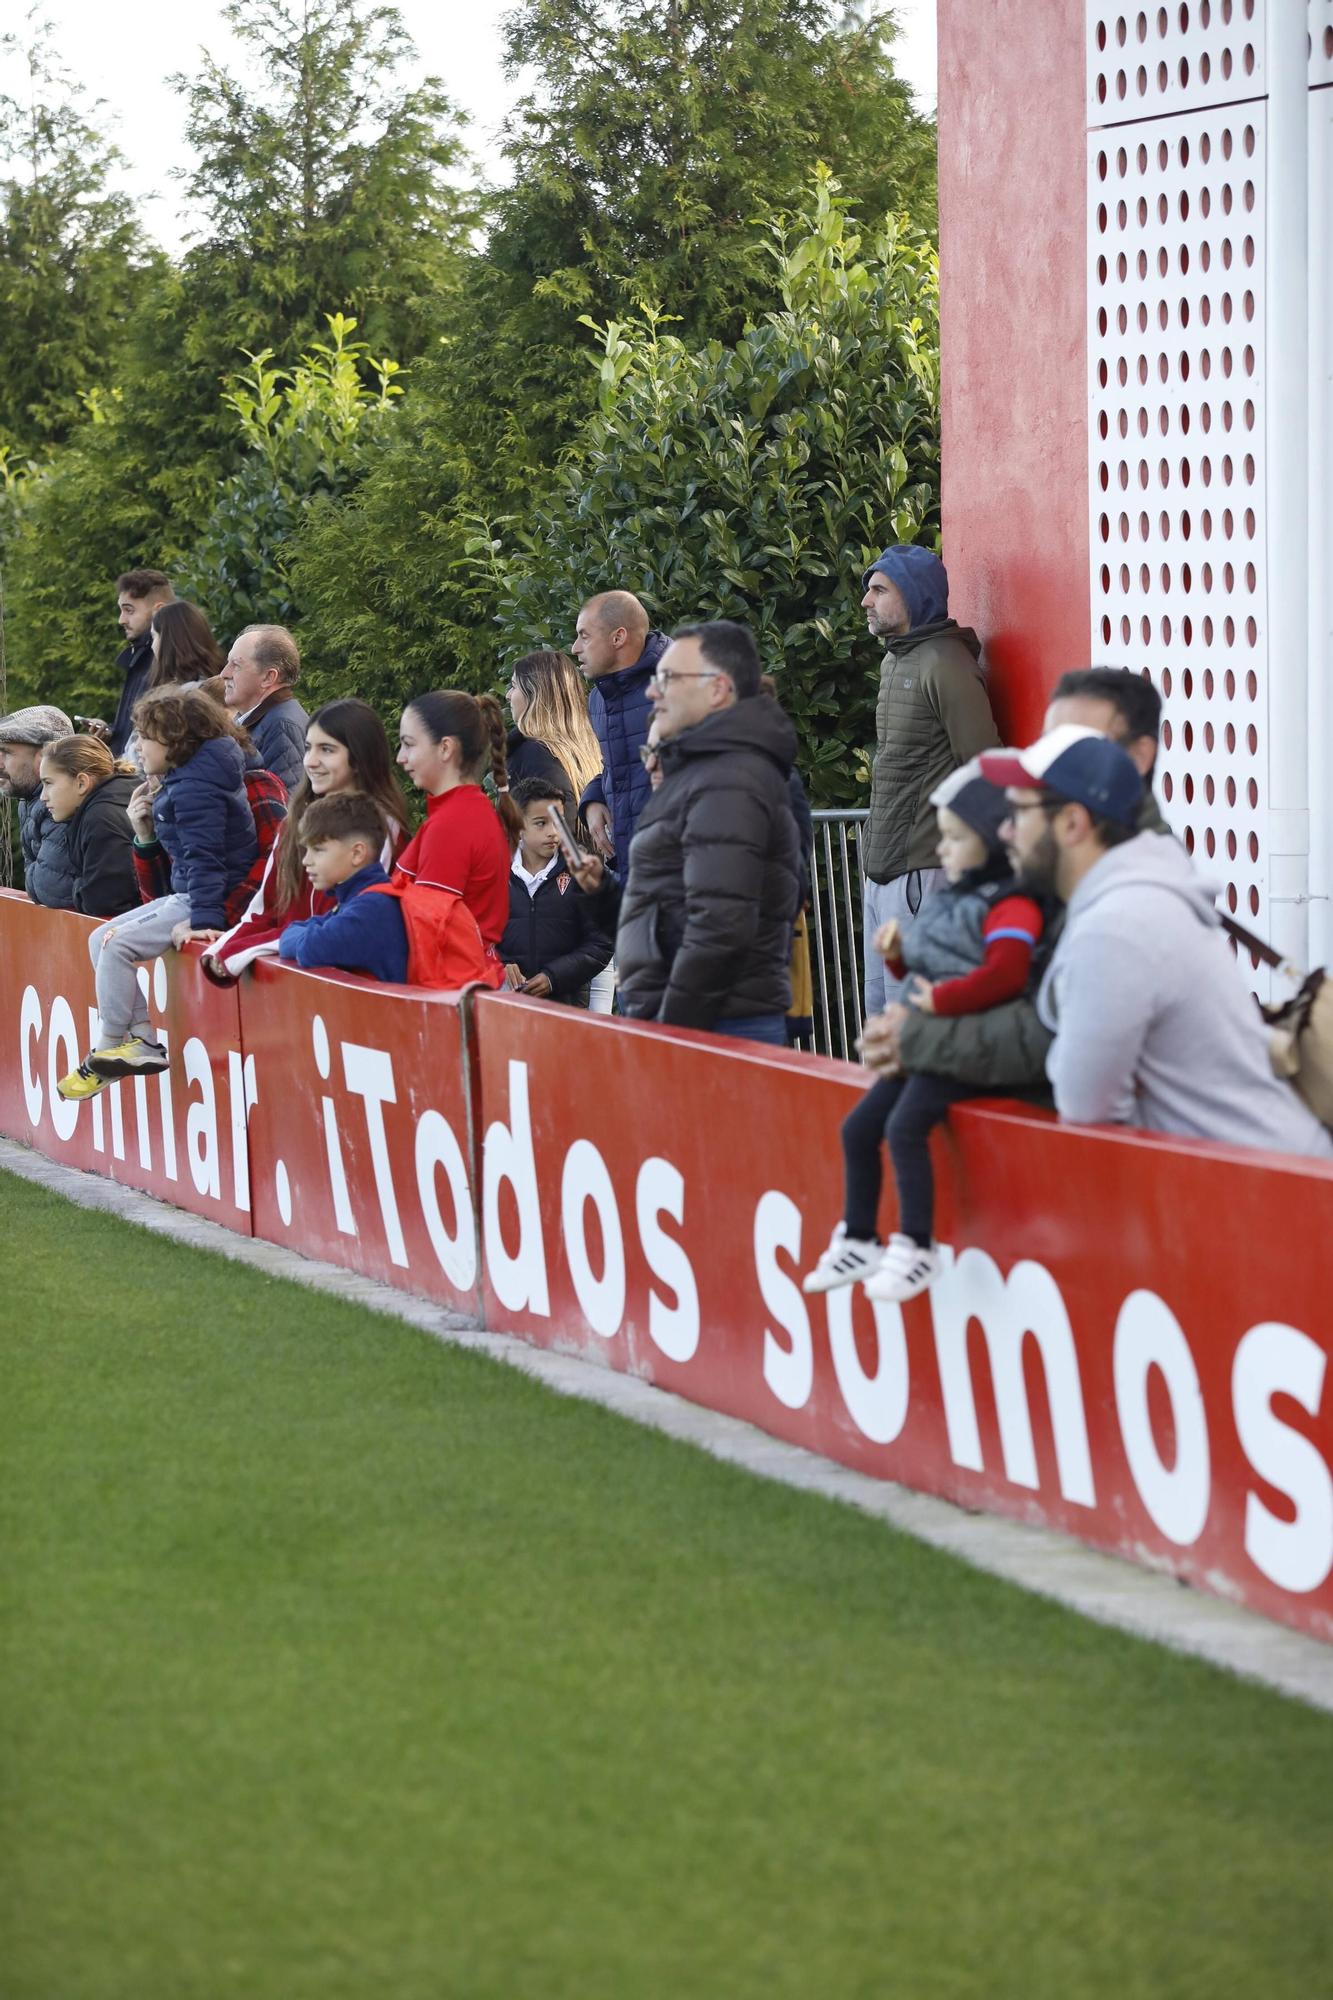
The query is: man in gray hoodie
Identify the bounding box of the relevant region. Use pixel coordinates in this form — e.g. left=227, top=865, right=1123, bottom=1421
left=981, top=726, right=1333, bottom=1158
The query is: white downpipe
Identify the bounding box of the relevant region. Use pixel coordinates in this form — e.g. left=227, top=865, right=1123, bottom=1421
left=1307, top=90, right=1333, bottom=970
left=1263, top=0, right=1311, bottom=970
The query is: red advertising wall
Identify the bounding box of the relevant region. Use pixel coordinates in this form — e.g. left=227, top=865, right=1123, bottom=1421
left=469, top=992, right=1333, bottom=1643
left=3, top=893, right=1332, bottom=1643
left=0, top=892, right=251, bottom=1231
left=240, top=955, right=478, bottom=1319
left=937, top=0, right=1091, bottom=743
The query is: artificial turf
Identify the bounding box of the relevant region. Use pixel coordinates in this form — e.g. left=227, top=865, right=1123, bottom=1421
left=1, top=1166, right=1331, bottom=2000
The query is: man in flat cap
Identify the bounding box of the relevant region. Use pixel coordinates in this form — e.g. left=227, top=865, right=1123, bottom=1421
left=0, top=704, right=75, bottom=907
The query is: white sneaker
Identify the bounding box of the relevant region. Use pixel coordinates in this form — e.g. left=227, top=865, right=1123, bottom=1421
left=802, top=1223, right=881, bottom=1294
left=863, top=1234, right=942, bottom=1304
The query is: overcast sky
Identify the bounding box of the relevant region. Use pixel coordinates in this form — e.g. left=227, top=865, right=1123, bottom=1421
left=2, top=0, right=937, bottom=254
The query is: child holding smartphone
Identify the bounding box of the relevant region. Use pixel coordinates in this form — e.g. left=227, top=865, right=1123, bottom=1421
left=500, top=778, right=613, bottom=1006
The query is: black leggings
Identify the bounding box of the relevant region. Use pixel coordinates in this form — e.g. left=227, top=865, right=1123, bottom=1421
left=841, top=1073, right=978, bottom=1248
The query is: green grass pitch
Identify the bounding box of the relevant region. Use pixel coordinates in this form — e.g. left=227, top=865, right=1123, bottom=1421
left=2, top=1166, right=1331, bottom=1998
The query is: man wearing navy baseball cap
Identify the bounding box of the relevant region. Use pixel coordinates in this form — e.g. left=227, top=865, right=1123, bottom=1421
left=858, top=544, right=1000, bottom=1014
left=978, top=726, right=1332, bottom=1155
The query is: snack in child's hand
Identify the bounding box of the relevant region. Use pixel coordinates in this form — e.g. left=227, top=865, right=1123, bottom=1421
left=873, top=918, right=902, bottom=962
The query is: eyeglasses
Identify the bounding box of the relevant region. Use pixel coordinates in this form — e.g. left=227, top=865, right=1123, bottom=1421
left=1005, top=797, right=1063, bottom=821
left=638, top=742, right=661, bottom=766
left=651, top=667, right=720, bottom=688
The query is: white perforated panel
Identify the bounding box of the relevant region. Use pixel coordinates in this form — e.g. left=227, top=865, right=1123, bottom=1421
left=1311, top=0, right=1333, bottom=84
left=1089, top=0, right=1266, bottom=120
left=1088, top=106, right=1270, bottom=941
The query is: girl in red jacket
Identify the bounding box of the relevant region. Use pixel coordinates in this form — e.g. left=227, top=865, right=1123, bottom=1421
left=395, top=692, right=521, bottom=958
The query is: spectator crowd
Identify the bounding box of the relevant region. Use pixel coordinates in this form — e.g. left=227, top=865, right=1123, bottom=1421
left=3, top=553, right=1329, bottom=1296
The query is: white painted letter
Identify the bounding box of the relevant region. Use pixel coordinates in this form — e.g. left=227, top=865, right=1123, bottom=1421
left=481, top=1059, right=550, bottom=1316
left=827, top=1287, right=910, bottom=1445
left=47, top=996, right=81, bottom=1144
left=20, top=986, right=42, bottom=1126
left=342, top=1042, right=407, bottom=1268
left=561, top=1139, right=625, bottom=1340
left=930, top=1247, right=1096, bottom=1505
left=415, top=1108, right=476, bottom=1292
left=182, top=1037, right=220, bottom=1199
left=1113, top=1289, right=1210, bottom=1546
left=755, top=1191, right=813, bottom=1412
left=1233, top=1321, right=1333, bottom=1594
left=636, top=1157, right=698, bottom=1363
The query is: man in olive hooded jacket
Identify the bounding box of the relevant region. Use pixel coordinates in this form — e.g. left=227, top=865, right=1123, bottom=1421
left=860, top=544, right=1000, bottom=1013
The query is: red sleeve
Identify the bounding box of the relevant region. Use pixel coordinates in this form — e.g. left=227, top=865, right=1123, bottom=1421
left=929, top=895, right=1044, bottom=1016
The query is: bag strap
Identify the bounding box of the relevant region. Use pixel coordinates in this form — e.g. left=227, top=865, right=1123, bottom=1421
left=1221, top=913, right=1307, bottom=981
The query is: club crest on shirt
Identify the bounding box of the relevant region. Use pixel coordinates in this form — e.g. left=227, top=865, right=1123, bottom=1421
left=557, top=872, right=571, bottom=895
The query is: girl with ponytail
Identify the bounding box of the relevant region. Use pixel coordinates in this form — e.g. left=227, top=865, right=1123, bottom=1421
left=394, top=691, right=519, bottom=956
left=37, top=734, right=140, bottom=916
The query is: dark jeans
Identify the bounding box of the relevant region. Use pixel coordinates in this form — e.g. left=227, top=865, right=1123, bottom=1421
left=720, top=1014, right=788, bottom=1047
left=841, top=1072, right=979, bottom=1248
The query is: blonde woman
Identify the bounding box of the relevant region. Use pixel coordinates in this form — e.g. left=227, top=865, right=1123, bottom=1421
left=504, top=650, right=602, bottom=818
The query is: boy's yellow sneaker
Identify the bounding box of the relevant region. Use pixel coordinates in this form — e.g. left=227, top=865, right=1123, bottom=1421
left=88, top=1037, right=169, bottom=1080
left=57, top=1057, right=111, bottom=1101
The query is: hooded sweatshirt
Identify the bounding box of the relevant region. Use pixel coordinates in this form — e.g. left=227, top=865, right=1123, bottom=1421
left=860, top=548, right=1000, bottom=884
left=1037, top=831, right=1333, bottom=1157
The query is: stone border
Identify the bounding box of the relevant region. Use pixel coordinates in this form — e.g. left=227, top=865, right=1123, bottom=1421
left=4, top=1133, right=1331, bottom=1713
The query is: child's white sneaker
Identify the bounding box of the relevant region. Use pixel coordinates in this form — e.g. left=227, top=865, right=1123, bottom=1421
left=863, top=1234, right=942, bottom=1304
left=802, top=1223, right=881, bottom=1293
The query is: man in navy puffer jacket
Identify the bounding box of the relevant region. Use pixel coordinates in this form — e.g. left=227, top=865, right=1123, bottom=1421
left=572, top=590, right=668, bottom=869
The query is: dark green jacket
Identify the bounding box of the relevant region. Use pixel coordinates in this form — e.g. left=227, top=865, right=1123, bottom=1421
left=896, top=786, right=1173, bottom=1090
left=864, top=620, right=1000, bottom=884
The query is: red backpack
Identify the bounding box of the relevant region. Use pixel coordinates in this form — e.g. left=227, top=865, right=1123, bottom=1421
left=363, top=878, right=506, bottom=991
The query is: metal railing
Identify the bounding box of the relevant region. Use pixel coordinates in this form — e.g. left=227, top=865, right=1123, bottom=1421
left=806, top=809, right=869, bottom=1060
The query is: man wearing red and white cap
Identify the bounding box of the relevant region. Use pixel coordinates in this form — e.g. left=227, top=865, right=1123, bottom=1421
left=980, top=726, right=1332, bottom=1157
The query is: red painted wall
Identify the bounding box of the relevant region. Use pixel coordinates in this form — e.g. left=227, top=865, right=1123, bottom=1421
left=937, top=0, right=1092, bottom=744
left=5, top=892, right=1333, bottom=1643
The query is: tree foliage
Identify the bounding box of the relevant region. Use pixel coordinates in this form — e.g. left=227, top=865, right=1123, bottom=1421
left=0, top=11, right=158, bottom=453
left=476, top=170, right=939, bottom=803
left=181, top=313, right=404, bottom=639
left=498, top=0, right=936, bottom=343
left=173, top=0, right=477, bottom=372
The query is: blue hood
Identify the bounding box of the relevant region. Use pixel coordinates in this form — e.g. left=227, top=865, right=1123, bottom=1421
left=862, top=544, right=949, bottom=629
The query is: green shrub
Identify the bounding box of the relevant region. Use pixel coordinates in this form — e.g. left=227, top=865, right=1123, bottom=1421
left=475, top=172, right=939, bottom=804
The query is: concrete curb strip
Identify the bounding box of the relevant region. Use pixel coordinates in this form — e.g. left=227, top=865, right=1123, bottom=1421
left=4, top=1133, right=1331, bottom=1715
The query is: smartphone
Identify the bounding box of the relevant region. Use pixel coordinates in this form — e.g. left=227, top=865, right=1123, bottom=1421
left=549, top=803, right=586, bottom=869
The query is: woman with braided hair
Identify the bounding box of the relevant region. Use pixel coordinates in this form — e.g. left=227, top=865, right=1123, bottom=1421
left=394, top=691, right=520, bottom=957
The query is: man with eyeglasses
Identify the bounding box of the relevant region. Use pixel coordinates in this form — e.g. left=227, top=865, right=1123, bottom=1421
left=605, top=620, right=800, bottom=1045
left=974, top=726, right=1331, bottom=1154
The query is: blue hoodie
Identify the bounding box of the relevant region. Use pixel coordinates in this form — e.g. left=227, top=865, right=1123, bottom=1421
left=279, top=860, right=409, bottom=983
left=861, top=545, right=950, bottom=630
left=152, top=734, right=258, bottom=930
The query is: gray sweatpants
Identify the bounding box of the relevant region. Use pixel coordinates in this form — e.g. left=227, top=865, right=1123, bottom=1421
left=863, top=869, right=946, bottom=1015
left=87, top=893, right=190, bottom=1045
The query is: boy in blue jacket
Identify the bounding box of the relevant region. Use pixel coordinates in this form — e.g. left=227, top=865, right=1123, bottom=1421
left=278, top=792, right=408, bottom=983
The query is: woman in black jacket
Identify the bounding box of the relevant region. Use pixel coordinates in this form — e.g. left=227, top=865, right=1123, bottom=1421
left=37, top=734, right=141, bottom=917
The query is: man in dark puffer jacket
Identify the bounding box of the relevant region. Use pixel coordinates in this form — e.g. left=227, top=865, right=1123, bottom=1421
left=614, top=621, right=800, bottom=1044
